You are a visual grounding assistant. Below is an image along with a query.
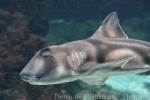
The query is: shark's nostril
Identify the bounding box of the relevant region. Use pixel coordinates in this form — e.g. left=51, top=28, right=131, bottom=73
left=20, top=73, right=39, bottom=81
left=20, top=73, right=32, bottom=81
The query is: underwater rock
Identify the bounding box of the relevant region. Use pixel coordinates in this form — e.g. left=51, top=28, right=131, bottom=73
left=0, top=9, right=59, bottom=100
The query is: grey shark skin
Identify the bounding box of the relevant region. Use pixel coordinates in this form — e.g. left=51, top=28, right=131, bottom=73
left=20, top=12, right=150, bottom=86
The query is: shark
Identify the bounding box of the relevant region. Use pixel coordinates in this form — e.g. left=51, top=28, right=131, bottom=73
left=20, top=12, right=150, bottom=86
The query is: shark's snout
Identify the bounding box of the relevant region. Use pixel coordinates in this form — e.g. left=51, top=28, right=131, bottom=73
left=20, top=48, right=61, bottom=84
left=19, top=57, right=43, bottom=82
left=20, top=69, right=40, bottom=82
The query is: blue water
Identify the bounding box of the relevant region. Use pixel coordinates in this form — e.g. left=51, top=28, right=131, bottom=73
left=106, top=75, right=150, bottom=99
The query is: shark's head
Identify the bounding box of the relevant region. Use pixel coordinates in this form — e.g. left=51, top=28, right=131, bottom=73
left=20, top=12, right=131, bottom=85
left=20, top=46, right=78, bottom=85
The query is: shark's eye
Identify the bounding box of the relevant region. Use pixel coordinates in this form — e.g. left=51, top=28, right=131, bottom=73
left=41, top=52, right=54, bottom=58
left=41, top=52, right=50, bottom=57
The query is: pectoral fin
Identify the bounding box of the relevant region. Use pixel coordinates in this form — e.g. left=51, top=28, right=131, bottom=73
left=80, top=76, right=108, bottom=86
left=76, top=56, right=136, bottom=73
left=77, top=56, right=150, bottom=86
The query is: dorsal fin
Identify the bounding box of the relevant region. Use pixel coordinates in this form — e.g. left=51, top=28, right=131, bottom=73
left=90, top=12, right=128, bottom=39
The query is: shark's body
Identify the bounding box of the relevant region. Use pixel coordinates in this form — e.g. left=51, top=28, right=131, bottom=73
left=20, top=12, right=150, bottom=86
